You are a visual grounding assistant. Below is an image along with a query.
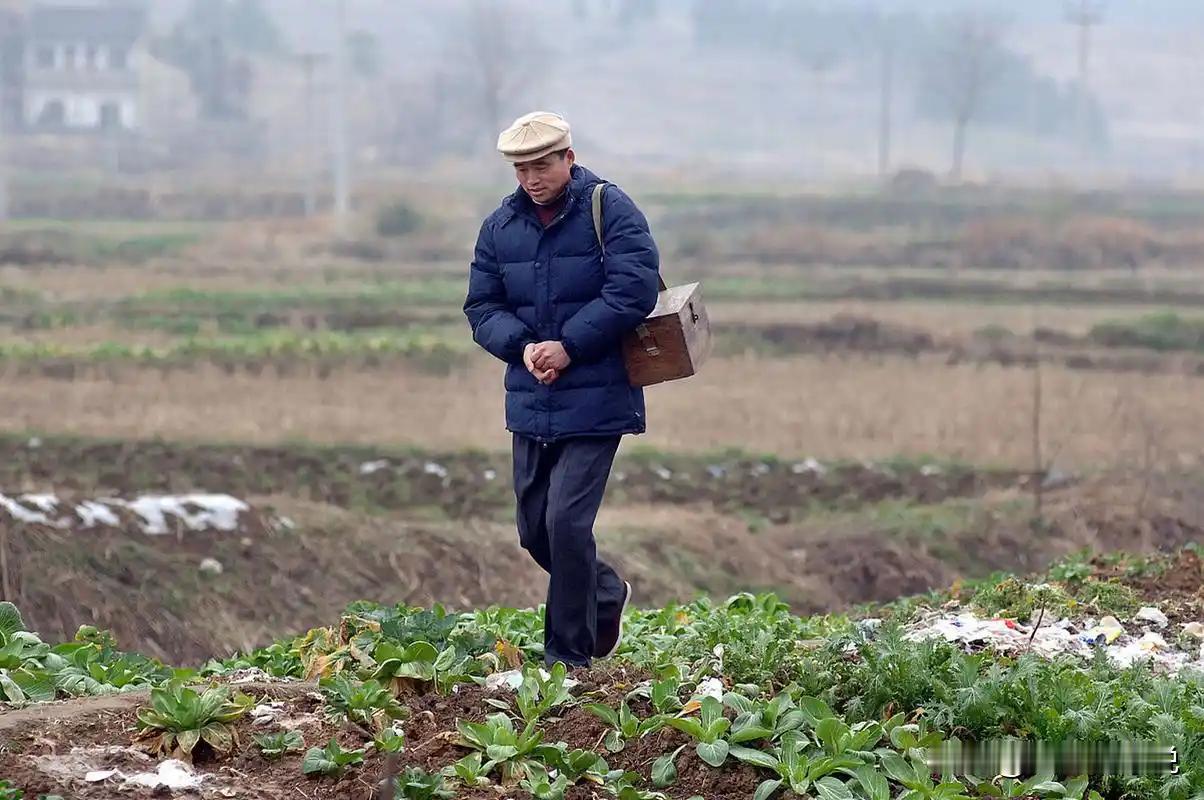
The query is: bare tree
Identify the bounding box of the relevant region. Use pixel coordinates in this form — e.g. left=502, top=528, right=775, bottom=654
left=928, top=13, right=1007, bottom=181
left=463, top=0, right=545, bottom=142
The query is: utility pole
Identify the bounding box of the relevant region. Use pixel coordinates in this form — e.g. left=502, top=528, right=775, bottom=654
left=877, top=29, right=895, bottom=179
left=0, top=118, right=8, bottom=223
left=331, top=0, right=351, bottom=235
left=1064, top=0, right=1105, bottom=149
left=297, top=52, right=327, bottom=217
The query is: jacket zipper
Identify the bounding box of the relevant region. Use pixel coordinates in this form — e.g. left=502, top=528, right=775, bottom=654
left=521, top=186, right=578, bottom=446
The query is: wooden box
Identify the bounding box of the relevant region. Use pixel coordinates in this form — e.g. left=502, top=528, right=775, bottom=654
left=623, top=281, right=712, bottom=387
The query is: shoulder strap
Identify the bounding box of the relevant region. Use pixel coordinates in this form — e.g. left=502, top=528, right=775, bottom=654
left=592, top=182, right=667, bottom=293
left=591, top=182, right=607, bottom=249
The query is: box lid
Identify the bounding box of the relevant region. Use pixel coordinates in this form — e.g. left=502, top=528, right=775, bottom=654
left=649, top=281, right=701, bottom=317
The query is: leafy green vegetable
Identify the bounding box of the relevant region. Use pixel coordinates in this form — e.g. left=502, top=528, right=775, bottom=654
left=319, top=674, right=406, bottom=732
left=135, top=682, right=254, bottom=758
left=652, top=743, right=687, bottom=787
left=665, top=696, right=732, bottom=766
left=373, top=725, right=405, bottom=754
left=515, top=661, right=575, bottom=724
left=302, top=738, right=365, bottom=777
left=253, top=730, right=304, bottom=759
left=585, top=700, right=665, bottom=753
left=396, top=766, right=455, bottom=799
left=454, top=712, right=544, bottom=782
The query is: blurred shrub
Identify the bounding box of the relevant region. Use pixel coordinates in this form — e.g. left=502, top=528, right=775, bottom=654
left=886, top=167, right=940, bottom=198
left=1089, top=313, right=1204, bottom=353
left=328, top=239, right=386, bottom=261
left=742, top=225, right=883, bottom=265
left=0, top=231, right=78, bottom=265
left=375, top=200, right=423, bottom=238
left=959, top=218, right=1047, bottom=270
left=1055, top=217, right=1157, bottom=270
left=960, top=216, right=1158, bottom=270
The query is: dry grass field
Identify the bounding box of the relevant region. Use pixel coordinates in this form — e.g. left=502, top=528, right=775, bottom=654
left=708, top=300, right=1164, bottom=336
left=1, top=351, right=1198, bottom=471
left=2, top=200, right=1203, bottom=663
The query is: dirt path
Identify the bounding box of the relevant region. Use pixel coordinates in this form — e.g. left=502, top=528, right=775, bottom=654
left=0, top=692, right=147, bottom=733
left=0, top=681, right=314, bottom=733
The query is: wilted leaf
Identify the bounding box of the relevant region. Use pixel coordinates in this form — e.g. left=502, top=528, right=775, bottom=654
left=495, top=639, right=523, bottom=669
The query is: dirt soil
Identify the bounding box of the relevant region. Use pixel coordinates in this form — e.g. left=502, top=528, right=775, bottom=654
left=3, top=473, right=1201, bottom=666
left=1090, top=546, right=1204, bottom=627
left=0, top=669, right=763, bottom=800
left=0, top=435, right=1023, bottom=522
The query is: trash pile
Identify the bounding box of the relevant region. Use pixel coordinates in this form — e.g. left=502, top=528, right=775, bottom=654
left=896, top=603, right=1204, bottom=675
left=0, top=492, right=255, bottom=535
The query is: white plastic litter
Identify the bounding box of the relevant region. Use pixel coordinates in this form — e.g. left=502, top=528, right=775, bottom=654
left=1136, top=607, right=1170, bottom=628
left=423, top=462, right=449, bottom=479
left=1142, top=631, right=1169, bottom=649
left=693, top=677, right=725, bottom=701
left=1084, top=615, right=1125, bottom=644
left=0, top=493, right=55, bottom=524
left=856, top=618, right=883, bottom=635
left=251, top=700, right=287, bottom=726
left=80, top=760, right=203, bottom=791
left=791, top=458, right=826, bottom=475
left=485, top=668, right=579, bottom=692
left=904, top=607, right=1204, bottom=675
left=199, top=557, right=224, bottom=575
left=483, top=469, right=497, bottom=481
left=126, top=759, right=203, bottom=790
left=653, top=466, right=672, bottom=481
left=1, top=492, right=252, bottom=535
left=359, top=459, right=390, bottom=475
left=76, top=500, right=121, bottom=527
left=1107, top=632, right=1179, bottom=669
left=22, top=494, right=58, bottom=513
left=226, top=667, right=275, bottom=684
left=125, top=494, right=248, bottom=535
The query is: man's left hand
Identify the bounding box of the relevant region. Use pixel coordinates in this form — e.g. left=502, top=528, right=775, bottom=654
left=531, top=341, right=571, bottom=372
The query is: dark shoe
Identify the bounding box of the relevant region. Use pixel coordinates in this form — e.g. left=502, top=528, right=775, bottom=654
left=594, top=581, right=632, bottom=659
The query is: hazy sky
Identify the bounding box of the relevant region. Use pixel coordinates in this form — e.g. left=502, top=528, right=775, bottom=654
left=146, top=1, right=1204, bottom=180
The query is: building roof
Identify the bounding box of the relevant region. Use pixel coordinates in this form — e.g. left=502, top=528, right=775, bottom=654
left=29, top=3, right=146, bottom=44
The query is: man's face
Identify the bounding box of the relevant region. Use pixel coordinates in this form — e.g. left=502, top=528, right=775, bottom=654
left=514, top=149, right=574, bottom=205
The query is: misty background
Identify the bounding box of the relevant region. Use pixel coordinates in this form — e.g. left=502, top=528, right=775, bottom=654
left=6, top=0, right=1202, bottom=198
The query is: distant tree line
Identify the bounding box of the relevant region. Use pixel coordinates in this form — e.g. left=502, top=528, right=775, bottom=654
left=690, top=0, right=1110, bottom=176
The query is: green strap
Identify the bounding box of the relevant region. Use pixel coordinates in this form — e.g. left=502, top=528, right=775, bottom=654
left=592, top=182, right=667, bottom=292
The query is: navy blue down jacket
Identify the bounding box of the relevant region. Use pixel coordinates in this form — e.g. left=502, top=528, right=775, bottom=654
left=463, top=164, right=661, bottom=443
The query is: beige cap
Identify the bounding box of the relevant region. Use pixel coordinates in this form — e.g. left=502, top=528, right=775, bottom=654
left=497, top=111, right=573, bottom=163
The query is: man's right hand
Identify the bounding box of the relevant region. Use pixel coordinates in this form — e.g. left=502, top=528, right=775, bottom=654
left=524, top=343, right=559, bottom=385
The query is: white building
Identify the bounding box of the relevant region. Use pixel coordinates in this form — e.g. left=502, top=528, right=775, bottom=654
left=22, top=2, right=145, bottom=132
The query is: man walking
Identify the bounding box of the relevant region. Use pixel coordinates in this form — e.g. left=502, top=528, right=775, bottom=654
left=463, top=111, right=661, bottom=668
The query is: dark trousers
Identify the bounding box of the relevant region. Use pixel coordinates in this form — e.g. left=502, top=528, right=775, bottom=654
left=512, top=432, right=627, bottom=667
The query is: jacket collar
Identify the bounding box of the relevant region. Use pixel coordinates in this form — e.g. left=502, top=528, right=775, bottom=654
left=499, top=164, right=599, bottom=228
